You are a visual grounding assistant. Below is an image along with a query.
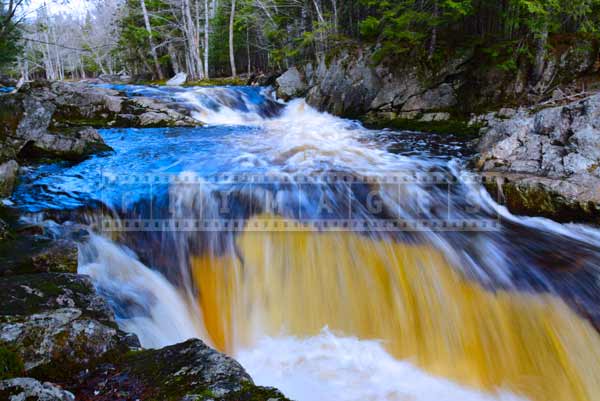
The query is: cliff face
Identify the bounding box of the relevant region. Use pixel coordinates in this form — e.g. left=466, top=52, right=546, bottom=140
left=475, top=93, right=600, bottom=224
left=276, top=36, right=600, bottom=125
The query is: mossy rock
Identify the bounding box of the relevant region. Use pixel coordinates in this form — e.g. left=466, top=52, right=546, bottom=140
left=0, top=237, right=78, bottom=277
left=483, top=177, right=600, bottom=225
left=73, top=339, right=290, bottom=401
left=362, top=115, right=483, bottom=139
left=0, top=348, right=24, bottom=380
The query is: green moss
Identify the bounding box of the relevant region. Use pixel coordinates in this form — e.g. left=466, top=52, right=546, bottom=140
left=0, top=347, right=24, bottom=380
left=362, top=116, right=483, bottom=138
left=484, top=180, right=600, bottom=225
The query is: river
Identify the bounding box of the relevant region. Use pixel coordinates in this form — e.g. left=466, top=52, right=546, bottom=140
left=11, top=85, right=600, bottom=401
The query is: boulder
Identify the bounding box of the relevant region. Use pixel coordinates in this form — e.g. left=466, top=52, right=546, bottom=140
left=476, top=93, right=600, bottom=223
left=0, top=160, right=18, bottom=198
left=275, top=67, right=307, bottom=100
left=167, top=72, right=188, bottom=86
left=0, top=378, right=74, bottom=401
left=0, top=273, right=138, bottom=380
left=74, top=339, right=289, bottom=401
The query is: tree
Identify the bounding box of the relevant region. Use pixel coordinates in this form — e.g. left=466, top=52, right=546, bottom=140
left=0, top=0, right=26, bottom=69
left=228, top=0, right=236, bottom=76
left=140, top=0, right=164, bottom=79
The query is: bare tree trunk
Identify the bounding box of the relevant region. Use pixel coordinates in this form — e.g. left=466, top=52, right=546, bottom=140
left=204, top=0, right=210, bottom=78
left=229, top=0, right=236, bottom=77
left=140, top=0, right=164, bottom=79
left=182, top=0, right=204, bottom=79
left=533, top=23, right=548, bottom=84
left=428, top=0, right=438, bottom=59
left=246, top=26, right=251, bottom=74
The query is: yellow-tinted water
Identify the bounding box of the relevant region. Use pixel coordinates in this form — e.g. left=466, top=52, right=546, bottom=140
left=192, top=216, right=600, bottom=401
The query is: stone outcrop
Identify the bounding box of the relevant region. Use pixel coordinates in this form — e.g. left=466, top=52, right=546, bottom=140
left=0, top=273, right=137, bottom=378
left=276, top=67, right=307, bottom=100
left=0, top=213, right=290, bottom=401
left=275, top=36, right=599, bottom=124
left=0, top=81, right=201, bottom=199
left=74, top=339, right=289, bottom=401
left=0, top=378, right=75, bottom=401
left=476, top=93, right=600, bottom=223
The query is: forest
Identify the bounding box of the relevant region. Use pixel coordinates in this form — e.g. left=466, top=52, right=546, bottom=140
left=1, top=0, right=600, bottom=82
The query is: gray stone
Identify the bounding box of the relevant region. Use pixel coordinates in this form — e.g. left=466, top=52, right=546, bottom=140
left=0, top=273, right=136, bottom=377
left=0, top=378, right=74, bottom=401
left=477, top=92, right=600, bottom=221
left=276, top=67, right=307, bottom=100
left=75, top=339, right=290, bottom=401
left=0, top=160, right=18, bottom=197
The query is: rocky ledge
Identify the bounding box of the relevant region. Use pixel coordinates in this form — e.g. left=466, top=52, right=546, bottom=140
left=0, top=81, right=200, bottom=198
left=0, top=216, right=290, bottom=401
left=274, top=35, right=599, bottom=128
left=475, top=93, right=600, bottom=224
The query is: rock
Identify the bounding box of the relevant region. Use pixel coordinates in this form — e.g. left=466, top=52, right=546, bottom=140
left=0, top=378, right=74, bottom=401
left=0, top=81, right=200, bottom=172
left=74, top=339, right=290, bottom=401
left=0, top=273, right=138, bottom=380
left=167, top=72, right=188, bottom=86
left=278, top=36, right=598, bottom=126
left=275, top=67, right=307, bottom=100
left=0, top=160, right=18, bottom=198
left=18, top=127, right=112, bottom=161
left=98, top=74, right=131, bottom=84
left=0, top=236, right=79, bottom=277
left=477, top=93, right=600, bottom=223
left=0, top=219, right=9, bottom=241
left=420, top=112, right=451, bottom=122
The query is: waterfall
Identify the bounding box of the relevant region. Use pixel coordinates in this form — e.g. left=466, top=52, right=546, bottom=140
left=16, top=85, right=600, bottom=401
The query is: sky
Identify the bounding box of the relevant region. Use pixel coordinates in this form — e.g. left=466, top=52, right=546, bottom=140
left=24, top=0, right=93, bottom=16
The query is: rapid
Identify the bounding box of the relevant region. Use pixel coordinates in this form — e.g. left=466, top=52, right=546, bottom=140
left=12, top=85, right=600, bottom=401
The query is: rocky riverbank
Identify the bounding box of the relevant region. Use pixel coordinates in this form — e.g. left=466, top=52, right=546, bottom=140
left=0, top=82, right=290, bottom=401
left=474, top=93, right=600, bottom=224
left=0, top=212, right=289, bottom=401
left=0, top=81, right=200, bottom=198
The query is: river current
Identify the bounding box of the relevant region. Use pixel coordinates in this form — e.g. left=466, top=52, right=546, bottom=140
left=11, top=85, right=600, bottom=401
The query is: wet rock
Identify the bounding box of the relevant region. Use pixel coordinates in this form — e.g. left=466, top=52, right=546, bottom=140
left=0, top=378, right=74, bottom=401
left=0, top=273, right=137, bottom=380
left=17, top=127, right=112, bottom=161
left=0, top=160, right=18, bottom=198
left=0, top=81, right=200, bottom=190
left=483, top=172, right=600, bottom=224
left=0, top=219, right=9, bottom=241
left=0, top=237, right=78, bottom=276
left=131, top=97, right=198, bottom=127
left=477, top=93, right=600, bottom=222
left=247, top=72, right=281, bottom=87
left=276, top=67, right=307, bottom=100
left=74, top=339, right=290, bottom=401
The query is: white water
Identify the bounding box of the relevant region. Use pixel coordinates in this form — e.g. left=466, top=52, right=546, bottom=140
left=238, top=331, right=525, bottom=401
left=74, top=86, right=600, bottom=401
left=78, top=235, right=207, bottom=349
left=79, top=236, right=526, bottom=401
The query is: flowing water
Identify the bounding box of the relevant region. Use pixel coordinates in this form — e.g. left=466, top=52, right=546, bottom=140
left=13, top=85, right=600, bottom=401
